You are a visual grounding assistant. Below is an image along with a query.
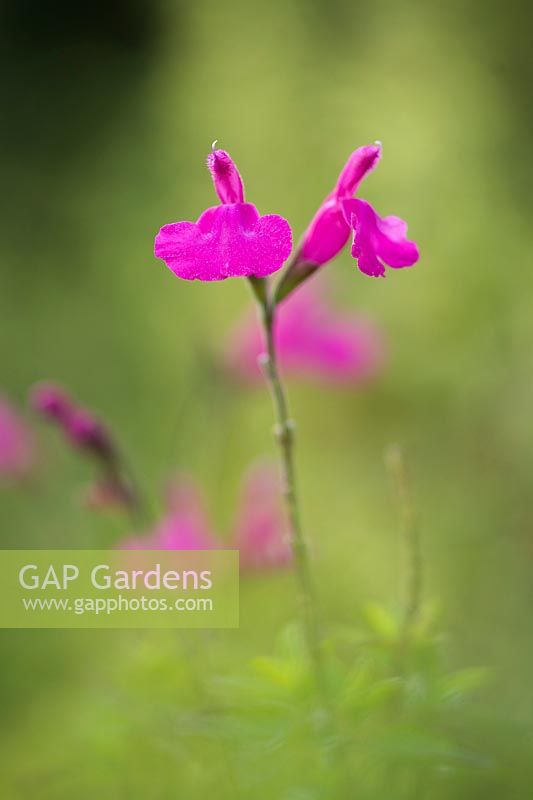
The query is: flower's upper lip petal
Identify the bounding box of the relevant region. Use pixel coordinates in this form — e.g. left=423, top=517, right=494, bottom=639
left=335, top=143, right=382, bottom=199
left=206, top=149, right=245, bottom=204
left=299, top=197, right=351, bottom=266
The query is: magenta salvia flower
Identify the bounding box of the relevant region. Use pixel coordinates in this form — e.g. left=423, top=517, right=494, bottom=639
left=154, top=148, right=292, bottom=281
left=0, top=395, right=35, bottom=481
left=29, top=382, right=137, bottom=513
left=292, top=142, right=419, bottom=281
left=300, top=144, right=382, bottom=267
left=233, top=463, right=292, bottom=571
left=225, top=278, right=385, bottom=385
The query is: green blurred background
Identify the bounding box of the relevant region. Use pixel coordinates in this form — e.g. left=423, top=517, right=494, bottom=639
left=1, top=0, right=533, bottom=796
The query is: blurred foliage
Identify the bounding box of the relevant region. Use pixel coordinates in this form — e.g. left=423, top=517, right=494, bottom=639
left=1, top=0, right=533, bottom=796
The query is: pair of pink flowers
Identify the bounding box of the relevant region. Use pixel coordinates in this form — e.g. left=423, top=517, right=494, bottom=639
left=120, top=464, right=292, bottom=572
left=154, top=142, right=419, bottom=283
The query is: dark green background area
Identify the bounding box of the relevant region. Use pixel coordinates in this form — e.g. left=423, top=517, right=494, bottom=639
left=1, top=0, right=532, bottom=796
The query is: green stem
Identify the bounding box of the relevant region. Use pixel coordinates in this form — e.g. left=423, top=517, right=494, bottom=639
left=258, top=293, right=327, bottom=700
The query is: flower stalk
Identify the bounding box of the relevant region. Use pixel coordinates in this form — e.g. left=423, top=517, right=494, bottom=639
left=251, top=279, right=327, bottom=700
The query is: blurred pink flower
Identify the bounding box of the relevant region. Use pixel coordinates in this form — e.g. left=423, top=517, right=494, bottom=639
left=154, top=148, right=292, bottom=281
left=118, top=466, right=291, bottom=572
left=30, top=382, right=115, bottom=462
left=30, top=382, right=135, bottom=513
left=291, top=142, right=418, bottom=281
left=120, top=476, right=218, bottom=551
left=233, top=463, right=292, bottom=571
left=0, top=395, right=35, bottom=481
left=225, top=279, right=385, bottom=384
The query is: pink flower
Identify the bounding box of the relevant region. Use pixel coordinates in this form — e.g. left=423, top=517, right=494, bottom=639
left=154, top=148, right=292, bottom=281
left=31, top=383, right=114, bottom=462
left=233, top=463, right=292, bottom=571
left=0, top=395, right=35, bottom=481
left=300, top=144, right=382, bottom=267
left=30, top=382, right=135, bottom=512
left=120, top=476, right=218, bottom=551
left=293, top=143, right=418, bottom=280
left=118, top=466, right=291, bottom=573
left=225, top=278, right=385, bottom=384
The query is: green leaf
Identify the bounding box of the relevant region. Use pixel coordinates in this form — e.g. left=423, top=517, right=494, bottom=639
left=361, top=603, right=399, bottom=639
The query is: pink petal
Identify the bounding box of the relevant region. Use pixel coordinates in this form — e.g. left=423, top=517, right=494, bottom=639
left=154, top=203, right=292, bottom=281
left=300, top=195, right=351, bottom=266
left=297, top=144, right=381, bottom=268
left=207, top=149, right=245, bottom=204
left=335, top=143, right=382, bottom=198
left=343, top=198, right=419, bottom=278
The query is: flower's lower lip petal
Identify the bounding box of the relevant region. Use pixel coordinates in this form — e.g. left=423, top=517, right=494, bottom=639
left=375, top=214, right=419, bottom=267
left=154, top=203, right=292, bottom=281
left=343, top=198, right=419, bottom=277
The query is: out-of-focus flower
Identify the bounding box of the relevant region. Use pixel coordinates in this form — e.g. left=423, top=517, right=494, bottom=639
left=224, top=279, right=385, bottom=385
left=31, top=383, right=115, bottom=463
left=154, top=147, right=292, bottom=281
left=278, top=143, right=418, bottom=298
left=233, top=463, right=292, bottom=571
left=120, top=475, right=218, bottom=550
left=0, top=395, right=35, bottom=481
left=30, top=382, right=136, bottom=513
left=118, top=466, right=291, bottom=572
